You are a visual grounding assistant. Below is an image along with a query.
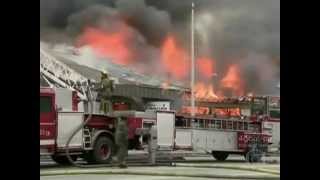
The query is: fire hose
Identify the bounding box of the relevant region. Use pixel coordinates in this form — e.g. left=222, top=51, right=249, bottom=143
left=64, top=81, right=126, bottom=168
left=64, top=83, right=104, bottom=168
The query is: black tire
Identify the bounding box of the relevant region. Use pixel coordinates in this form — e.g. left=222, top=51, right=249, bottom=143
left=212, top=152, right=229, bottom=161
left=87, top=136, right=115, bottom=164
left=82, top=152, right=95, bottom=164
left=51, top=155, right=77, bottom=165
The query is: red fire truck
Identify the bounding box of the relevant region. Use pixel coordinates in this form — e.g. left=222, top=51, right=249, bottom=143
left=40, top=87, right=144, bottom=164
left=265, top=96, right=280, bottom=151
left=174, top=96, right=273, bottom=162
left=40, top=86, right=274, bottom=164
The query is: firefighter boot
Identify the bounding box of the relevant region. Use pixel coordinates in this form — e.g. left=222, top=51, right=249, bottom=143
left=111, top=156, right=119, bottom=167
left=119, top=162, right=127, bottom=168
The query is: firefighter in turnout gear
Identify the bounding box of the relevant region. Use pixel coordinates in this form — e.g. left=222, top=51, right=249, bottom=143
left=115, top=117, right=128, bottom=168
left=96, top=70, right=114, bottom=114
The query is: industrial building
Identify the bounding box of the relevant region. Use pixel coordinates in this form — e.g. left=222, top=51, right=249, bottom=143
left=40, top=42, right=188, bottom=111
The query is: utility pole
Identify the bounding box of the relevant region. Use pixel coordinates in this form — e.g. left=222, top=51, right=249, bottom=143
left=191, top=2, right=195, bottom=124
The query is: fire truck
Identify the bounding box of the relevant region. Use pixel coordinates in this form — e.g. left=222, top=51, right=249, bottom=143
left=40, top=45, right=177, bottom=165
left=40, top=86, right=180, bottom=164
left=265, top=96, right=280, bottom=151
left=174, top=96, right=273, bottom=162
left=40, top=87, right=145, bottom=164
left=40, top=45, right=148, bottom=164
left=40, top=86, right=273, bottom=164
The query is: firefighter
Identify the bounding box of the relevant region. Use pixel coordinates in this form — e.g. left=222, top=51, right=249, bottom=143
left=97, top=70, right=114, bottom=114
left=258, top=110, right=264, bottom=121
left=115, top=117, right=128, bottom=168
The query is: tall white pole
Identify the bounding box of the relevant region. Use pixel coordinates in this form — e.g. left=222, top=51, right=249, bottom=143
left=191, top=2, right=195, bottom=120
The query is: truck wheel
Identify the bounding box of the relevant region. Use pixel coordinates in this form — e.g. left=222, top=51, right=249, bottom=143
left=212, top=152, right=229, bottom=161
left=91, top=136, right=114, bottom=164
left=51, top=155, right=77, bottom=165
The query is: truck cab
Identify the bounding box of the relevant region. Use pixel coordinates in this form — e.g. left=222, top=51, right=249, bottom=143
left=40, top=87, right=56, bottom=155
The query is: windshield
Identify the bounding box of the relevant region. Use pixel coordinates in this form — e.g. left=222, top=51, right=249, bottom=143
left=40, top=96, right=52, bottom=113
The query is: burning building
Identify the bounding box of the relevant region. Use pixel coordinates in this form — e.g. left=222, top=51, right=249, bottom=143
left=40, top=0, right=279, bottom=112
left=40, top=42, right=187, bottom=111
left=40, top=0, right=280, bottom=153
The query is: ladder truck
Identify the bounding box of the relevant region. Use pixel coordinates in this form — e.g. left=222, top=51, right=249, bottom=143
left=40, top=44, right=145, bottom=164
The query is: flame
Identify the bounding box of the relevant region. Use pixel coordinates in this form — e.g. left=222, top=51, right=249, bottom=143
left=180, top=106, right=241, bottom=117
left=196, top=57, right=215, bottom=79
left=247, top=92, right=254, bottom=97
left=214, top=108, right=241, bottom=117
left=181, top=106, right=210, bottom=115
left=161, top=35, right=190, bottom=80
left=76, top=27, right=133, bottom=66
left=220, top=64, right=244, bottom=96
left=76, top=28, right=248, bottom=99
left=194, top=82, right=219, bottom=100
left=214, top=108, right=229, bottom=116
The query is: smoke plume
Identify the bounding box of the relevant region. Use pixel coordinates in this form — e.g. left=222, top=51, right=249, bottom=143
left=40, top=0, right=280, bottom=95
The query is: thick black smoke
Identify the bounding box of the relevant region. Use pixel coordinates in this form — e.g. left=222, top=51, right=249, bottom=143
left=40, top=0, right=280, bottom=95
left=40, top=0, right=172, bottom=45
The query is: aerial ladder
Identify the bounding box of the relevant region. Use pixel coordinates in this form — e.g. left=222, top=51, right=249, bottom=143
left=40, top=42, right=99, bottom=166
left=40, top=42, right=94, bottom=101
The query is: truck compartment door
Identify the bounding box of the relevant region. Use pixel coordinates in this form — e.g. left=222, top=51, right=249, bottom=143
left=156, top=111, right=175, bottom=150
left=56, top=112, right=84, bottom=149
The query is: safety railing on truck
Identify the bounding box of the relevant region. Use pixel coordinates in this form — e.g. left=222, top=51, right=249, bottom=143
left=175, top=116, right=261, bottom=133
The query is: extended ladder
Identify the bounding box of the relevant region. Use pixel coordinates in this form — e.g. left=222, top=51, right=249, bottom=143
left=40, top=43, right=95, bottom=100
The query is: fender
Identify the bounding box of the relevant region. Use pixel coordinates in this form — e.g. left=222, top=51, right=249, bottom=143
left=91, top=129, right=114, bottom=148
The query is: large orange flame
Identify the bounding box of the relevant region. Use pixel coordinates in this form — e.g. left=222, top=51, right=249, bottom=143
left=161, top=36, right=190, bottom=80
left=76, top=27, right=133, bottom=66
left=76, top=28, right=246, bottom=99
left=220, top=64, right=244, bottom=96
left=194, top=82, right=219, bottom=100
left=196, top=57, right=215, bottom=79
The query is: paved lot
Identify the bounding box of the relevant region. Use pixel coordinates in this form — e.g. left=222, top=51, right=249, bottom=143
left=41, top=166, right=279, bottom=180
left=41, top=174, right=245, bottom=180
left=41, top=151, right=279, bottom=180
left=40, top=150, right=280, bottom=167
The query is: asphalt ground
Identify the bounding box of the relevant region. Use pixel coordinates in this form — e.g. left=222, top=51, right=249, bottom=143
left=40, top=165, right=280, bottom=180
left=41, top=151, right=280, bottom=180
left=40, top=150, right=280, bottom=167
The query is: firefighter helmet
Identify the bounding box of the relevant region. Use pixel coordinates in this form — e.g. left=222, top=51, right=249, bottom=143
left=101, top=69, right=109, bottom=79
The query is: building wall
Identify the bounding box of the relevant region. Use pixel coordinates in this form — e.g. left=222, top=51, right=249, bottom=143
left=112, top=84, right=184, bottom=111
